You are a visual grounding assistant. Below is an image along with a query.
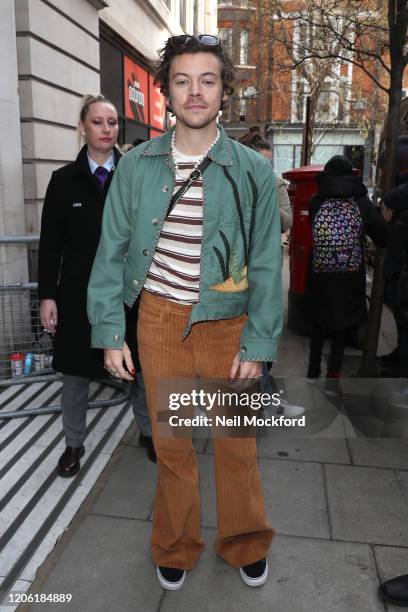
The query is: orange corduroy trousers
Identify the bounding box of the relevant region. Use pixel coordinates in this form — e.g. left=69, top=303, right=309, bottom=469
left=137, top=289, right=275, bottom=570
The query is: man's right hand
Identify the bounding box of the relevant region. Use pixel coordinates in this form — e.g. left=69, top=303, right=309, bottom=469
left=40, top=299, right=58, bottom=333
left=104, top=342, right=135, bottom=381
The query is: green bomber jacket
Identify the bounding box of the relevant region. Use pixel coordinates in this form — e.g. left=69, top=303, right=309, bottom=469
left=87, top=124, right=282, bottom=361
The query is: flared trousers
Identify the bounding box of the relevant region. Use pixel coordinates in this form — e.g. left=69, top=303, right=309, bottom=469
left=137, top=289, right=274, bottom=570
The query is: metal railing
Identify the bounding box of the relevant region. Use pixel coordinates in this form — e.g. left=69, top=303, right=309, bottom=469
left=0, top=236, right=129, bottom=415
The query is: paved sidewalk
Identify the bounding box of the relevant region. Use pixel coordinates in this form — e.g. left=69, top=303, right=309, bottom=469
left=12, top=259, right=408, bottom=612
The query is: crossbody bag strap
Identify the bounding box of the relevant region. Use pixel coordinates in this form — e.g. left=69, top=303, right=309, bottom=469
left=166, top=156, right=212, bottom=219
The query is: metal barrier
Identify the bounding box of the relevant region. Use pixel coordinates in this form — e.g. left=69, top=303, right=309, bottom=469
left=0, top=236, right=129, bottom=415
left=0, top=283, right=52, bottom=380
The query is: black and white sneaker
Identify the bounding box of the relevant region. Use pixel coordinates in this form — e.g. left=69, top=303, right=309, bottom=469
left=156, top=566, right=186, bottom=590
left=239, top=558, right=268, bottom=587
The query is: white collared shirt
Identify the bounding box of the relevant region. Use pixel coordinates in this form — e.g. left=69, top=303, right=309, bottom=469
left=87, top=152, right=115, bottom=175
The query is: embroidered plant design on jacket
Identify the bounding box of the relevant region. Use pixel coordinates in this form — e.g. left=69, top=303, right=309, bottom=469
left=210, top=169, right=258, bottom=292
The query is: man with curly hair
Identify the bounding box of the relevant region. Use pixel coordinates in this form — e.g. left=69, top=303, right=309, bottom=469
left=88, top=35, right=282, bottom=590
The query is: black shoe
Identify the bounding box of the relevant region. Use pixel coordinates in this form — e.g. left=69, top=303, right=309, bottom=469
left=379, top=348, right=401, bottom=367
left=138, top=433, right=156, bottom=463
left=379, top=574, right=408, bottom=606
left=57, top=446, right=85, bottom=478
left=156, top=566, right=186, bottom=590
left=239, top=558, right=268, bottom=587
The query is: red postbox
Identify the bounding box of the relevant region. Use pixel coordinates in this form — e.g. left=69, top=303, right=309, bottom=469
left=283, top=165, right=324, bottom=335
left=283, top=164, right=361, bottom=335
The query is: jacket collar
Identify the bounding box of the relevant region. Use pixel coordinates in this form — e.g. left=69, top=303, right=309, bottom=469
left=142, top=124, right=233, bottom=166
left=72, top=144, right=122, bottom=175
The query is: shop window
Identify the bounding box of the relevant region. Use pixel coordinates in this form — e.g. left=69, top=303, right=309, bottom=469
left=100, top=38, right=124, bottom=122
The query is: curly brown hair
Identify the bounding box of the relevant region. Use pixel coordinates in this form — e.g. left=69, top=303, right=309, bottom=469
left=153, top=35, right=235, bottom=112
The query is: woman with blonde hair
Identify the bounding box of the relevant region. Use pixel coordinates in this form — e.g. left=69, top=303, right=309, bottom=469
left=38, top=94, right=154, bottom=477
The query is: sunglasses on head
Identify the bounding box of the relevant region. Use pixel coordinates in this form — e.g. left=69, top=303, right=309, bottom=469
left=167, top=34, right=220, bottom=47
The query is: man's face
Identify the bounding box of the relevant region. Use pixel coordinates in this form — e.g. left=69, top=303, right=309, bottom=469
left=168, top=52, right=224, bottom=129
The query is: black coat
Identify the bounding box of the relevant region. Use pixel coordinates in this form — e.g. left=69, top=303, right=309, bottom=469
left=38, top=145, right=137, bottom=378
left=305, top=173, right=389, bottom=332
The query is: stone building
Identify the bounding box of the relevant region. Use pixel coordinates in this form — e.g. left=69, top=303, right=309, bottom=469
left=0, top=0, right=217, bottom=284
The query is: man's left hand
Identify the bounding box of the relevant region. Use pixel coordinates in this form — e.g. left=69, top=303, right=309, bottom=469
left=229, top=352, right=262, bottom=379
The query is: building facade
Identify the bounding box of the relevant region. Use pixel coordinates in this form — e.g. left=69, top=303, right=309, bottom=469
left=0, top=0, right=217, bottom=284
left=218, top=0, right=405, bottom=180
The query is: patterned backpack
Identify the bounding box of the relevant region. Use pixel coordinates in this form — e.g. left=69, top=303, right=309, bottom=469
left=312, top=198, right=363, bottom=273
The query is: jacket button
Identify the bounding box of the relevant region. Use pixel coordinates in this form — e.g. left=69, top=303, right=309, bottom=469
left=240, top=347, right=247, bottom=354
left=133, top=279, right=139, bottom=286
left=113, top=334, right=119, bottom=342
left=152, top=218, right=159, bottom=225
left=161, top=185, right=169, bottom=192
left=143, top=249, right=149, bottom=256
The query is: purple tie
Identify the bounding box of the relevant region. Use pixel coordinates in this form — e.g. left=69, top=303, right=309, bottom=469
left=95, top=166, right=109, bottom=190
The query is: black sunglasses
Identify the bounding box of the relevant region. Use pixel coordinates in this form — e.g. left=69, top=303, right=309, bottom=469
left=167, top=34, right=220, bottom=47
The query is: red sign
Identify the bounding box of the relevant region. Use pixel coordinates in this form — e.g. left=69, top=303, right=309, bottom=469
left=124, top=56, right=149, bottom=124
left=149, top=74, right=166, bottom=131
left=150, top=129, right=163, bottom=139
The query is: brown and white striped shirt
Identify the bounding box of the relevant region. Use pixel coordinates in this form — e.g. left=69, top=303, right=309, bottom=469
left=144, top=149, right=204, bottom=304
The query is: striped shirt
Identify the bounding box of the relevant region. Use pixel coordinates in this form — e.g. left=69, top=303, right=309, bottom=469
left=144, top=148, right=204, bottom=304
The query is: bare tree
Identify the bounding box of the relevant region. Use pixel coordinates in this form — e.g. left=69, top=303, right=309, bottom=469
left=256, top=0, right=408, bottom=190
left=250, top=0, right=408, bottom=375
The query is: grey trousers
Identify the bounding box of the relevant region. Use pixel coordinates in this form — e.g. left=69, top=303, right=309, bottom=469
left=61, top=374, right=152, bottom=447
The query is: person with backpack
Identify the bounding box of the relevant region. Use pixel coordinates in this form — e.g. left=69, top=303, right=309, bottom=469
left=306, top=155, right=389, bottom=379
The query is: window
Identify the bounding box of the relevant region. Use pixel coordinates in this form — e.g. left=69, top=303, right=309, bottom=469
left=293, top=78, right=309, bottom=122
left=163, top=0, right=171, bottom=9
left=239, top=30, right=248, bottom=65
left=219, top=0, right=249, bottom=6
left=293, top=20, right=310, bottom=60
left=239, top=87, right=247, bottom=121
left=337, top=79, right=349, bottom=123
left=180, top=0, right=187, bottom=30
left=219, top=28, right=233, bottom=57
left=316, top=82, right=331, bottom=123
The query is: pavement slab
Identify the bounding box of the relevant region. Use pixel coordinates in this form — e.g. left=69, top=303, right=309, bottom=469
left=374, top=545, right=408, bottom=611
left=160, top=533, right=384, bottom=612
left=89, top=445, right=156, bottom=521
left=23, top=515, right=161, bottom=612
left=326, top=464, right=408, bottom=546
left=348, top=439, right=408, bottom=470
left=260, top=459, right=330, bottom=539
left=257, top=437, right=351, bottom=464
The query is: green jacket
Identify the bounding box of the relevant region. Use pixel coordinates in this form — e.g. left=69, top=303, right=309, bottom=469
left=87, top=125, right=282, bottom=361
